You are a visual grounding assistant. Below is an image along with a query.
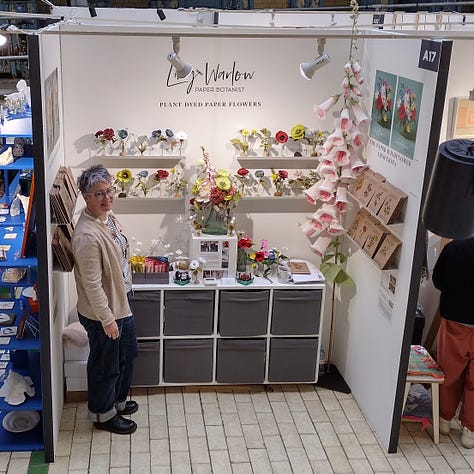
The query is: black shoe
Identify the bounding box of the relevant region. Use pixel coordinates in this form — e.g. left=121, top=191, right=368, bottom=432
left=117, top=400, right=139, bottom=416
left=94, top=414, right=137, bottom=435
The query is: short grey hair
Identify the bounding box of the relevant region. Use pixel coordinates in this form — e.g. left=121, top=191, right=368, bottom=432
left=77, top=165, right=113, bottom=194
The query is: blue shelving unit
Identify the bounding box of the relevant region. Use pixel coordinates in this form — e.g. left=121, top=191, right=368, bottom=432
left=0, top=109, right=43, bottom=453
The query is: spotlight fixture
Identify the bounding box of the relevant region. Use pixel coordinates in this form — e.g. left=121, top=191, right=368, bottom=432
left=167, top=36, right=193, bottom=80
left=300, top=38, right=331, bottom=80
left=157, top=9, right=166, bottom=21
left=0, top=35, right=7, bottom=47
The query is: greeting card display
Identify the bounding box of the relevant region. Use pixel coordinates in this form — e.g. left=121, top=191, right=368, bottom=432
left=190, top=233, right=237, bottom=279
left=377, top=184, right=407, bottom=224
left=373, top=233, right=402, bottom=269
left=362, top=222, right=389, bottom=258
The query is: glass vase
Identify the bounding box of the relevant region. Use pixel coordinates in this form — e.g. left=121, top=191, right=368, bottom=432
left=236, top=247, right=248, bottom=272
left=202, top=205, right=229, bottom=235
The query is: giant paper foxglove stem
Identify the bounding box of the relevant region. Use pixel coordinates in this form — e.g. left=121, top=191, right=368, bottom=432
left=302, top=0, right=369, bottom=376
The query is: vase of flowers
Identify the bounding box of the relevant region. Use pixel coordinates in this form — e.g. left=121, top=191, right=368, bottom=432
left=94, top=128, right=116, bottom=155
left=189, top=258, right=204, bottom=284
left=167, top=165, right=187, bottom=198
left=237, top=234, right=253, bottom=271
left=230, top=129, right=258, bottom=157
left=153, top=169, right=170, bottom=197
left=134, top=135, right=150, bottom=155
left=190, top=147, right=240, bottom=235
left=258, top=128, right=275, bottom=157
left=115, top=129, right=130, bottom=156
left=271, top=168, right=289, bottom=196
left=275, top=130, right=288, bottom=157
left=247, top=239, right=288, bottom=279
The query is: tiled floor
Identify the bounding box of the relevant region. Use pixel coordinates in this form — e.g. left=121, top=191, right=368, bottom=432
left=12, top=384, right=474, bottom=473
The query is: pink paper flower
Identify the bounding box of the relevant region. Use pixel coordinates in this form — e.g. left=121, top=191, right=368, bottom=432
left=303, top=179, right=324, bottom=205
left=350, top=128, right=365, bottom=148
left=329, top=146, right=351, bottom=166
left=300, top=220, right=323, bottom=239
left=340, top=108, right=352, bottom=131
left=310, top=235, right=332, bottom=258
left=351, top=102, right=370, bottom=125
left=325, top=128, right=345, bottom=148
left=351, top=61, right=362, bottom=75
left=314, top=95, right=339, bottom=120
left=328, top=223, right=346, bottom=236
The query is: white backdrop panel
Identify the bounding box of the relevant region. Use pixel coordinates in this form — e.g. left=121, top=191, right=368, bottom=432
left=334, top=37, right=442, bottom=450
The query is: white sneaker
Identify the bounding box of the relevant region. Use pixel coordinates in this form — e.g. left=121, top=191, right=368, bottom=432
left=439, top=417, right=451, bottom=435
left=461, top=426, right=474, bottom=449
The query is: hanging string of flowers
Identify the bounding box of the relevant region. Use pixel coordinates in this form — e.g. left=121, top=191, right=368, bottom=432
left=302, top=0, right=369, bottom=286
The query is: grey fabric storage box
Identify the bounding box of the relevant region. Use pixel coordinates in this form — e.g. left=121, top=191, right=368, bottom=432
left=218, top=290, right=270, bottom=336
left=268, top=338, right=318, bottom=382
left=131, top=341, right=160, bottom=386
left=129, top=291, right=161, bottom=338
left=163, top=339, right=213, bottom=383
left=164, top=290, right=214, bottom=335
left=271, top=289, right=322, bottom=335
left=216, top=338, right=266, bottom=383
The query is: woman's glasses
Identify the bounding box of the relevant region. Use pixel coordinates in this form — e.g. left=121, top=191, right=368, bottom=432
left=90, top=186, right=116, bottom=200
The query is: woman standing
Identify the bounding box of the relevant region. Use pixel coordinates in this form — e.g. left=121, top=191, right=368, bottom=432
left=72, top=165, right=138, bottom=435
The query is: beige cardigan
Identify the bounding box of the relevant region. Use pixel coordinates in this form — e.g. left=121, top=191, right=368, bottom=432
left=72, top=208, right=131, bottom=326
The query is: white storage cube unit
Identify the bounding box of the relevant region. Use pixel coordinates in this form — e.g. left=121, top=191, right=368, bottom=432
left=190, top=233, right=237, bottom=278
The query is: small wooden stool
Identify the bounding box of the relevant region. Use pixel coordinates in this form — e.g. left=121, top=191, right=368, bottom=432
left=403, top=345, right=445, bottom=444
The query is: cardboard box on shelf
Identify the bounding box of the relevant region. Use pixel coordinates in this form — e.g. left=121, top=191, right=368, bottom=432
left=363, top=223, right=389, bottom=258
left=367, top=180, right=390, bottom=215
left=353, top=212, right=377, bottom=248
left=347, top=208, right=370, bottom=241
left=377, top=184, right=408, bottom=224
left=357, top=171, right=386, bottom=207
left=351, top=169, right=373, bottom=201
left=373, top=233, right=402, bottom=269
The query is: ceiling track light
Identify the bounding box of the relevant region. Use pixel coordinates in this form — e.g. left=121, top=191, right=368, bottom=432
left=167, top=35, right=193, bottom=80
left=300, top=37, right=331, bottom=81
left=89, top=7, right=97, bottom=18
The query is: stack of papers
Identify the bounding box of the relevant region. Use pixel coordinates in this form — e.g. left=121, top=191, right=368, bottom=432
left=288, top=261, right=325, bottom=283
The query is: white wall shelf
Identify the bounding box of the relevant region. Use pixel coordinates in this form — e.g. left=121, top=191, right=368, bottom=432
left=237, top=156, right=318, bottom=169
left=92, top=155, right=184, bottom=168
left=112, top=197, right=186, bottom=214
left=237, top=195, right=314, bottom=213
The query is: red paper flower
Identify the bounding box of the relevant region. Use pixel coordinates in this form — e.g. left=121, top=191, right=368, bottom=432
left=275, top=130, right=288, bottom=144
left=278, top=170, right=288, bottom=179
left=238, top=237, right=253, bottom=248
left=154, top=169, right=169, bottom=180
left=209, top=187, right=226, bottom=205
left=237, top=168, right=249, bottom=177
left=254, top=251, right=265, bottom=262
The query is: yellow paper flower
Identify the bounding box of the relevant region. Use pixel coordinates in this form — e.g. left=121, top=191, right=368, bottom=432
left=216, top=176, right=231, bottom=191
left=290, top=124, right=306, bottom=140
left=116, top=169, right=132, bottom=183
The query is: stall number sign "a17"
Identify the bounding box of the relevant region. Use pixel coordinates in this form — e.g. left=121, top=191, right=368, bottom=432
left=418, top=40, right=441, bottom=72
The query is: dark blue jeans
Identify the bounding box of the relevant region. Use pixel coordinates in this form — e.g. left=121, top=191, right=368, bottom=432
left=78, top=313, right=138, bottom=422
